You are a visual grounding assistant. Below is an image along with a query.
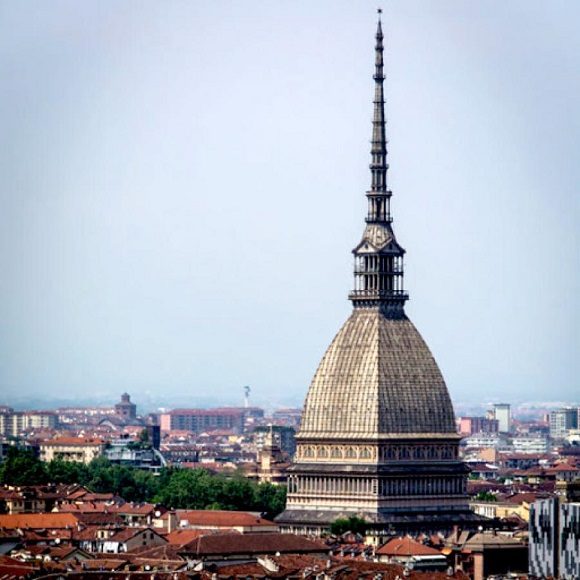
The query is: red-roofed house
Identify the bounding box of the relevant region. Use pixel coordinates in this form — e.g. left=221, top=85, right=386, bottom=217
left=0, top=513, right=80, bottom=530
left=176, top=510, right=278, bottom=534
left=165, top=529, right=213, bottom=546
left=77, top=527, right=167, bottom=554
left=376, top=536, right=448, bottom=571
left=108, top=503, right=160, bottom=526
left=0, top=556, right=35, bottom=578
left=546, top=463, right=580, bottom=482
left=179, top=532, right=327, bottom=562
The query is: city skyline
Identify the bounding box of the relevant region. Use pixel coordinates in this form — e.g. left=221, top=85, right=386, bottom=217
left=1, top=2, right=578, bottom=404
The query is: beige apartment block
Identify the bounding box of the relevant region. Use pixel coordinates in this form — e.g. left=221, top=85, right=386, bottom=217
left=39, top=437, right=106, bottom=464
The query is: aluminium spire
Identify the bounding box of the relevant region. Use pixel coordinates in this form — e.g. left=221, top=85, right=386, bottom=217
left=349, top=11, right=408, bottom=317
left=370, top=11, right=388, bottom=197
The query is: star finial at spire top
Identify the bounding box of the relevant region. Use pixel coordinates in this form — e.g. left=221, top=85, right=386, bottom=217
left=378, top=8, right=382, bottom=15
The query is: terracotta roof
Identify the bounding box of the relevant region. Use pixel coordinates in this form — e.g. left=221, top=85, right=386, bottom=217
left=45, top=545, right=90, bottom=560
left=376, top=536, right=442, bottom=557
left=73, top=527, right=120, bottom=541
left=215, top=555, right=470, bottom=580
left=129, top=543, right=185, bottom=560
left=21, top=545, right=89, bottom=561
left=169, top=408, right=244, bottom=416
left=500, top=453, right=546, bottom=460
left=73, top=524, right=158, bottom=543
left=176, top=509, right=275, bottom=528
left=209, top=561, right=268, bottom=576
left=109, top=527, right=165, bottom=543
left=0, top=490, right=23, bottom=500
left=40, top=437, right=105, bottom=446
left=18, top=528, right=74, bottom=543
left=165, top=528, right=231, bottom=546
left=0, top=556, right=35, bottom=578
left=80, top=558, right=128, bottom=570
left=80, top=492, right=117, bottom=501
left=128, top=557, right=186, bottom=571
left=66, top=487, right=92, bottom=499
left=109, top=502, right=156, bottom=515
left=547, top=463, right=579, bottom=473
left=504, top=492, right=539, bottom=505
left=179, top=532, right=327, bottom=556
left=464, top=532, right=525, bottom=551
left=57, top=502, right=112, bottom=513
left=0, top=513, right=79, bottom=530
left=74, top=512, right=124, bottom=526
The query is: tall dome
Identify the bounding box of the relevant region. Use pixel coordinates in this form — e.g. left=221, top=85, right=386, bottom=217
left=276, top=12, right=475, bottom=535
left=300, top=310, right=456, bottom=439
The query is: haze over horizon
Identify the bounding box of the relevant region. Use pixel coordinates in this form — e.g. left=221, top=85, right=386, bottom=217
left=1, top=1, right=578, bottom=406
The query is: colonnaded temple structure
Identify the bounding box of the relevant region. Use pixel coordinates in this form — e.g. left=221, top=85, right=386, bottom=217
left=276, top=14, right=478, bottom=536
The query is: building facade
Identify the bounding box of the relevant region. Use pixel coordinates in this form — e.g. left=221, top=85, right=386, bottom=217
left=276, top=15, right=474, bottom=535
left=114, top=392, right=137, bottom=420
left=512, top=435, right=549, bottom=454
left=560, top=502, right=580, bottom=579
left=160, top=408, right=245, bottom=434
left=254, top=425, right=296, bottom=456
left=529, top=497, right=580, bottom=579
left=493, top=404, right=512, bottom=434
left=258, top=427, right=289, bottom=485
left=0, top=410, right=57, bottom=436
left=39, top=437, right=106, bottom=464
left=458, top=416, right=499, bottom=436
left=549, top=407, right=579, bottom=440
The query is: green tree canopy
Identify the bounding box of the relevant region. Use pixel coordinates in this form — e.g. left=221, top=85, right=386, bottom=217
left=46, top=458, right=89, bottom=484
left=0, top=449, right=287, bottom=518
left=330, top=515, right=367, bottom=536
left=0, top=447, right=47, bottom=486
left=256, top=482, right=287, bottom=520
left=475, top=491, right=497, bottom=502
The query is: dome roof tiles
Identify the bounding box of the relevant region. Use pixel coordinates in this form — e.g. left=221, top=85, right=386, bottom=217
left=299, top=308, right=456, bottom=439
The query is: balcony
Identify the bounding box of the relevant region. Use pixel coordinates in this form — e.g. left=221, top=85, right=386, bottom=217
left=354, top=266, right=403, bottom=274
left=349, top=289, right=409, bottom=299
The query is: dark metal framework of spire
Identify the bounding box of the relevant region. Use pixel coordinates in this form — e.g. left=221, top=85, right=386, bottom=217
left=368, top=13, right=390, bottom=218
left=349, top=11, right=408, bottom=317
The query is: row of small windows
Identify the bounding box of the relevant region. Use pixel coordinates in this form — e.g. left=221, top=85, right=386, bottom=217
left=299, top=444, right=457, bottom=461
left=301, top=445, right=373, bottom=460
left=288, top=475, right=466, bottom=497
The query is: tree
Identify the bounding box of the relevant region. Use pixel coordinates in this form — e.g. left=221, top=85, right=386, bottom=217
left=330, top=515, right=367, bottom=536
left=46, top=458, right=88, bottom=484
left=83, top=457, right=114, bottom=493
left=0, top=447, right=47, bottom=486
left=255, top=482, right=287, bottom=519
left=152, top=468, right=287, bottom=515
left=219, top=476, right=256, bottom=511
left=154, top=468, right=214, bottom=509
left=0, top=449, right=288, bottom=519
left=131, top=469, right=160, bottom=502
left=475, top=491, right=497, bottom=502
left=138, top=429, right=149, bottom=444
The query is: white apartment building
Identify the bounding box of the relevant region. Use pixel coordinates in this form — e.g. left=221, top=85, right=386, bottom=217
left=512, top=436, right=549, bottom=454
left=463, top=433, right=509, bottom=450
left=549, top=407, right=579, bottom=440
left=493, top=403, right=511, bottom=433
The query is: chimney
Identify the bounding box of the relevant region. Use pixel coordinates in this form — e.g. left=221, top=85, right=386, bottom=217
left=166, top=511, right=178, bottom=534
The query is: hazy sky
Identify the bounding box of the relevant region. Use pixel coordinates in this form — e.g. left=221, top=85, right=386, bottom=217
left=1, top=1, right=578, bottom=409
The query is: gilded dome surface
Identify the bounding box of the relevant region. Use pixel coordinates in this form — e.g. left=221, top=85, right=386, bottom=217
left=299, top=308, right=456, bottom=439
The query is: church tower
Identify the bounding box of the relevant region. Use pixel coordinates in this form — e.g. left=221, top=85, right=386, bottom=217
left=276, top=13, right=475, bottom=535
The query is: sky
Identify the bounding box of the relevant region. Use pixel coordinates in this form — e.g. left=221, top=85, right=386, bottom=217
left=0, top=1, right=578, bottom=410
